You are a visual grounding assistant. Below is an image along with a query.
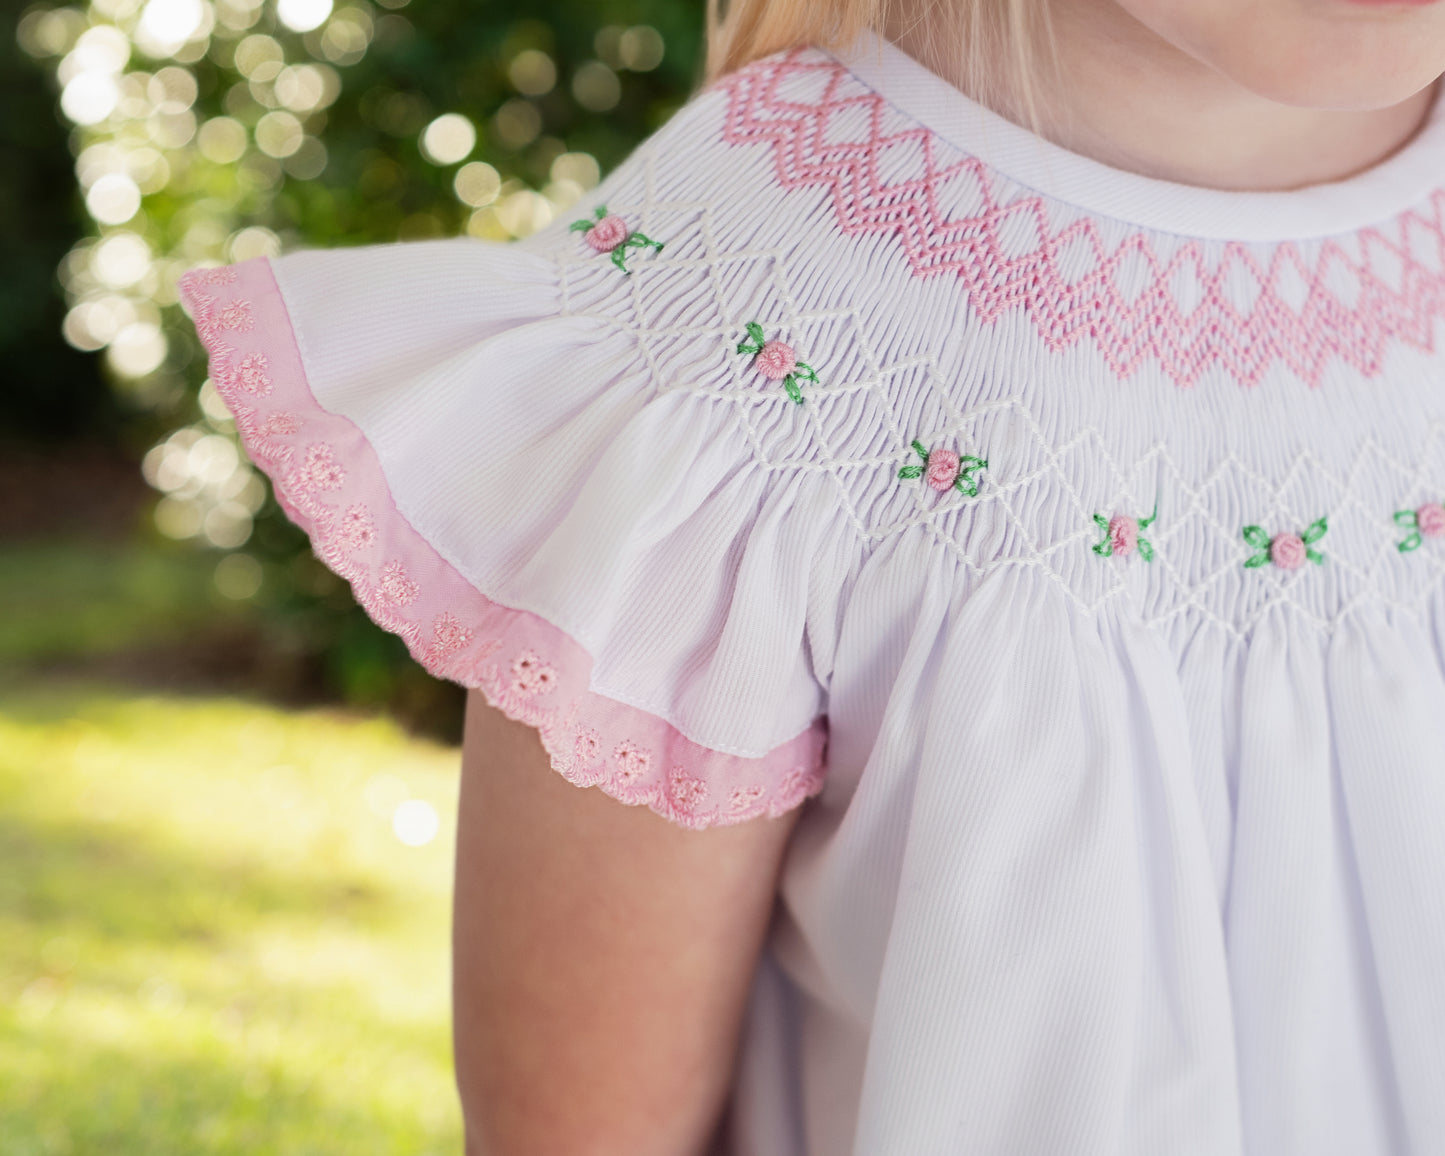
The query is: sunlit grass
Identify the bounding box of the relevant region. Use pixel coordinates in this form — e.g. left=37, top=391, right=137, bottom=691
left=0, top=686, right=463, bottom=1155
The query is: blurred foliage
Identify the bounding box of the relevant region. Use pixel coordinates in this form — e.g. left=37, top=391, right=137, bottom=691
left=0, top=686, right=461, bottom=1152
left=1, top=6, right=118, bottom=444
left=11, top=0, right=705, bottom=729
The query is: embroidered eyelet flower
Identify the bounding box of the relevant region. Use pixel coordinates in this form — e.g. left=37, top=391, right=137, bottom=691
left=735, top=322, right=818, bottom=404
left=668, top=768, right=708, bottom=812
left=1395, top=501, right=1445, bottom=552
left=1093, top=507, right=1157, bottom=561
left=1242, top=517, right=1327, bottom=569
left=612, top=740, right=651, bottom=783
left=510, top=650, right=557, bottom=696
left=898, top=439, right=987, bottom=497
left=568, top=205, right=663, bottom=273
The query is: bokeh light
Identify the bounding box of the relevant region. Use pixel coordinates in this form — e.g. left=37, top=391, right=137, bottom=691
left=85, top=173, right=142, bottom=224
left=196, top=115, right=247, bottom=162
left=92, top=232, right=152, bottom=288
left=136, top=0, right=207, bottom=53
left=453, top=160, right=500, bottom=207
left=254, top=109, right=302, bottom=156
left=491, top=97, right=541, bottom=148
left=392, top=799, right=439, bottom=847
left=276, top=0, right=331, bottom=33
left=571, top=60, right=620, bottom=112
left=419, top=112, right=474, bottom=165
left=214, top=552, right=263, bottom=599
left=507, top=48, right=554, bottom=97
left=618, top=25, right=664, bottom=71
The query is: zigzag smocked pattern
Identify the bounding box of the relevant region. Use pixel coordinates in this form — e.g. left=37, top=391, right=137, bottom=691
left=718, top=49, right=1445, bottom=389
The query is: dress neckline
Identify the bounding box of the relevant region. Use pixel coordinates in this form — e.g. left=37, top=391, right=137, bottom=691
left=835, top=31, right=1445, bottom=243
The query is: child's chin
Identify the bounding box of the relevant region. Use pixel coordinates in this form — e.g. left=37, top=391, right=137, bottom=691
left=1212, top=34, right=1445, bottom=113
left=1131, top=0, right=1445, bottom=111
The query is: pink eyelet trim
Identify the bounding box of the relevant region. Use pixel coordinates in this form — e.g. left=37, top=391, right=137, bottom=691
left=179, top=259, right=827, bottom=830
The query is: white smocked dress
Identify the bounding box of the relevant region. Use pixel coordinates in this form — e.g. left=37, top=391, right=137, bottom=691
left=182, top=35, right=1445, bottom=1155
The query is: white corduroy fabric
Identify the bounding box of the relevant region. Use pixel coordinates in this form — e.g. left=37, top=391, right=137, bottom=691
left=195, top=36, right=1445, bottom=1155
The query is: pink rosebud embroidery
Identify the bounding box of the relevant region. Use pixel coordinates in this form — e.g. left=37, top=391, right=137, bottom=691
left=754, top=340, right=797, bottom=380
left=569, top=205, right=663, bottom=273
left=925, top=448, right=961, bottom=492
left=1242, top=517, right=1326, bottom=568
left=1270, top=532, right=1307, bottom=570
left=735, top=322, right=818, bottom=404
left=1109, top=515, right=1138, bottom=557
left=899, top=439, right=987, bottom=497
left=1093, top=507, right=1157, bottom=562
left=584, top=214, right=628, bottom=252
left=1395, top=501, right=1445, bottom=552
left=1419, top=503, right=1445, bottom=538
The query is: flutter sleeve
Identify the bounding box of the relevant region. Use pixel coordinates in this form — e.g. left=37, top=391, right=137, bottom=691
left=178, top=221, right=831, bottom=829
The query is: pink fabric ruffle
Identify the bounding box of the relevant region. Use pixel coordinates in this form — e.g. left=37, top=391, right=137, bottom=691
left=178, top=258, right=827, bottom=830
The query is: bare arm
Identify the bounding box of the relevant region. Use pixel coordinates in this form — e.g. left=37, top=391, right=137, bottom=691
left=453, top=691, right=801, bottom=1155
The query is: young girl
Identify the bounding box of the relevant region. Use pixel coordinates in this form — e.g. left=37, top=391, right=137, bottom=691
left=180, top=0, right=1445, bottom=1150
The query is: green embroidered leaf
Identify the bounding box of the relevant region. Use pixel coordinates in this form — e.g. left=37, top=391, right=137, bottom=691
left=1306, top=547, right=1325, bottom=565
left=1139, top=504, right=1158, bottom=530
left=795, top=363, right=818, bottom=383
left=629, top=232, right=653, bottom=246
left=784, top=378, right=804, bottom=405
left=1093, top=513, right=1110, bottom=530
left=1243, top=552, right=1270, bottom=568
left=957, top=480, right=979, bottom=497
left=1395, top=509, right=1420, bottom=527
left=909, top=439, right=926, bottom=459
left=611, top=248, right=629, bottom=273
left=746, top=321, right=765, bottom=344
left=1399, top=532, right=1424, bottom=553
left=735, top=342, right=758, bottom=355
left=596, top=204, right=608, bottom=218
left=1092, top=540, right=1113, bottom=557
left=1302, top=516, right=1328, bottom=544
left=961, top=455, right=987, bottom=468
left=568, top=219, right=591, bottom=232
left=1242, top=525, right=1270, bottom=549
left=898, top=465, right=923, bottom=479
left=1138, top=538, right=1155, bottom=562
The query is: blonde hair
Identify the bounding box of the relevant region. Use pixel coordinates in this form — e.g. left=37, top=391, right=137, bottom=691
left=705, top=0, right=1054, bottom=131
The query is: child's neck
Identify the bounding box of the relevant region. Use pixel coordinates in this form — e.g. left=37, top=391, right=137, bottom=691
left=888, top=1, right=1437, bottom=192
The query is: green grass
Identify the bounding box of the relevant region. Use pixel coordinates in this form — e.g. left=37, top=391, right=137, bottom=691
left=0, top=686, right=463, bottom=1155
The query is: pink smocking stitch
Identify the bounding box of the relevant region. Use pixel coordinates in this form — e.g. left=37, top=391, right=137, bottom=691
left=177, top=260, right=827, bottom=830
left=718, top=49, right=1445, bottom=389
